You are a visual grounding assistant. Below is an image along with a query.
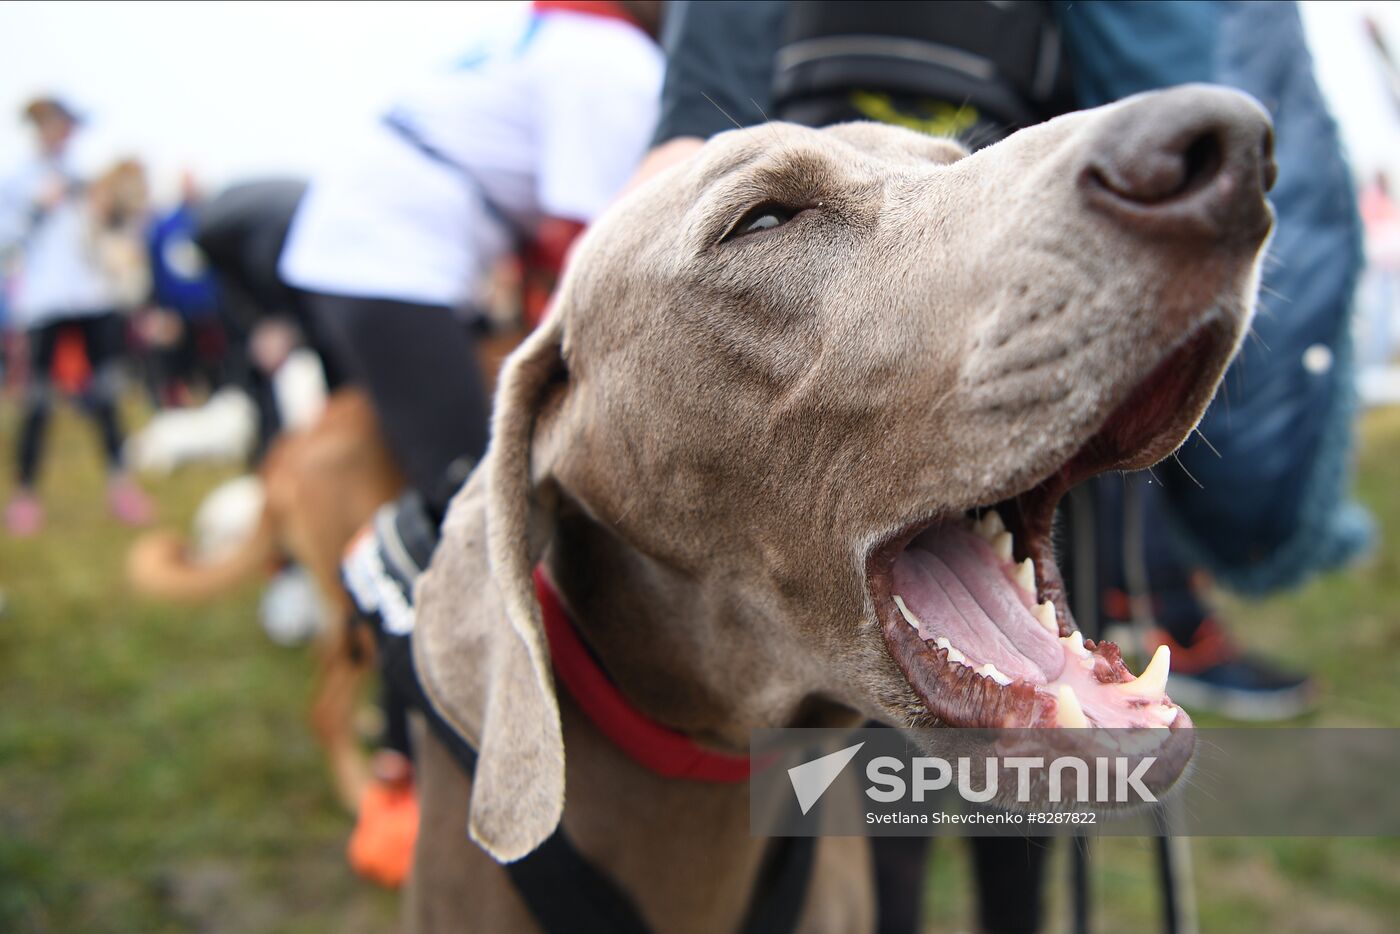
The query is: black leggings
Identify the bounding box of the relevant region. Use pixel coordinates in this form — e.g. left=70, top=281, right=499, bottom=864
left=306, top=293, right=491, bottom=760
left=304, top=293, right=490, bottom=516
left=17, top=312, right=128, bottom=488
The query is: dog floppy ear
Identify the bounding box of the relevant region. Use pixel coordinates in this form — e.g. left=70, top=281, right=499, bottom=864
left=413, top=314, right=569, bottom=863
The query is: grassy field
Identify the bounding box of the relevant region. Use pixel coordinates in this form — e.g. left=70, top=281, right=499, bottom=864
left=1, top=398, right=1398, bottom=933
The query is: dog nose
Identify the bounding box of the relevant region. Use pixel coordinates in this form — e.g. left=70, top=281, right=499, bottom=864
left=1081, top=84, right=1276, bottom=240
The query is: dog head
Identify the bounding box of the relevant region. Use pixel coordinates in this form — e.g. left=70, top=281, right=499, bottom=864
left=416, top=85, right=1274, bottom=860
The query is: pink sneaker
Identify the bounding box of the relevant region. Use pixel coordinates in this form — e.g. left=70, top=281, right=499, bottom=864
left=108, top=478, right=154, bottom=527
left=5, top=492, right=43, bottom=537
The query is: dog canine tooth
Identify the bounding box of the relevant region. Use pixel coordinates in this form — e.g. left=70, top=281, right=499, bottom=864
left=892, top=595, right=921, bottom=631
left=976, top=511, right=1005, bottom=541
left=976, top=663, right=1012, bottom=686
left=934, top=637, right=969, bottom=667
left=1013, top=558, right=1035, bottom=594
left=991, top=531, right=1013, bottom=561
left=1117, top=644, right=1171, bottom=698
left=1060, top=630, right=1090, bottom=658
left=1056, top=684, right=1089, bottom=728
left=1033, top=601, right=1058, bottom=634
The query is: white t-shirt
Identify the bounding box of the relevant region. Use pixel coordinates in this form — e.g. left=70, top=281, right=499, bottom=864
left=0, top=152, right=123, bottom=326
left=279, top=10, right=663, bottom=309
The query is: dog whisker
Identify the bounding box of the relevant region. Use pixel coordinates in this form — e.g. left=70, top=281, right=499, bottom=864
left=1171, top=451, right=1204, bottom=489
left=1193, top=427, right=1222, bottom=459
left=701, top=91, right=745, bottom=132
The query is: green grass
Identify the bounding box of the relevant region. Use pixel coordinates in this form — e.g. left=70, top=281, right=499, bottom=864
left=0, top=398, right=396, bottom=932
left=2, top=398, right=1398, bottom=932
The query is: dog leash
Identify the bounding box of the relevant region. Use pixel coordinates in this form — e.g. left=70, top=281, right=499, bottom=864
left=356, top=493, right=816, bottom=934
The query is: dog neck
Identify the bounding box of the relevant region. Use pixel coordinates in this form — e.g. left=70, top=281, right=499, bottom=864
left=546, top=509, right=855, bottom=752
left=535, top=565, right=751, bottom=781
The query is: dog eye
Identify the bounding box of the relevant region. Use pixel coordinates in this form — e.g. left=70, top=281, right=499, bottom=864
left=723, top=203, right=800, bottom=242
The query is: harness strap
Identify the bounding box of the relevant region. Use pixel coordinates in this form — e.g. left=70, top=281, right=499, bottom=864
left=380, top=110, right=531, bottom=247
left=377, top=612, right=818, bottom=933
left=373, top=608, right=655, bottom=933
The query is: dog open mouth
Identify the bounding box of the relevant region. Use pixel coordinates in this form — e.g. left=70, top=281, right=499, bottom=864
left=870, top=324, right=1228, bottom=734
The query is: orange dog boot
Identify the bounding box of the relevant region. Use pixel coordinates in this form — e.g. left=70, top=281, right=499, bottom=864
left=347, top=753, right=419, bottom=887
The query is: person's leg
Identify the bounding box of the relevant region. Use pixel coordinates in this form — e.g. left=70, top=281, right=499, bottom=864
left=78, top=312, right=130, bottom=469
left=16, top=321, right=61, bottom=487
left=1096, top=475, right=1314, bottom=720
left=305, top=293, right=490, bottom=516
left=79, top=312, right=153, bottom=525
left=7, top=322, right=63, bottom=534
left=871, top=836, right=930, bottom=934
left=968, top=837, right=1052, bottom=934
left=289, top=289, right=350, bottom=391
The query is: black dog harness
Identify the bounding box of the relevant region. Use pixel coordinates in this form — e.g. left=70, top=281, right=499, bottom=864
left=352, top=495, right=815, bottom=933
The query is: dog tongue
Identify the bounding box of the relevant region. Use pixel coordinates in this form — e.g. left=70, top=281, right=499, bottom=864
left=892, top=526, right=1065, bottom=683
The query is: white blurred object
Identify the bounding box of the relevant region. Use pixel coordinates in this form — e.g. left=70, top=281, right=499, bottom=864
left=272, top=348, right=328, bottom=432
left=1359, top=365, right=1400, bottom=406
left=125, top=386, right=257, bottom=474
left=259, top=565, right=327, bottom=646
left=191, top=475, right=265, bottom=561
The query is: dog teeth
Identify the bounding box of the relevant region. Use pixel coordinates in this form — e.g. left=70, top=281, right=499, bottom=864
left=1033, top=601, right=1058, bottom=634
left=976, top=663, right=1012, bottom=686
left=934, top=637, right=969, bottom=667
left=975, top=511, right=1005, bottom=541
left=892, top=595, right=921, bottom=631
left=1060, top=630, right=1090, bottom=658
left=1117, top=645, right=1171, bottom=698
left=1013, top=558, right=1036, bottom=594
left=991, top=531, right=1013, bottom=561
left=1056, top=685, right=1089, bottom=728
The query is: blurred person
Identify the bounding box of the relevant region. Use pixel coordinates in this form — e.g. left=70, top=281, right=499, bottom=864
left=141, top=171, right=225, bottom=406
left=0, top=98, right=152, bottom=536
left=278, top=0, right=664, bottom=883
left=281, top=0, right=663, bottom=516
left=1066, top=2, right=1367, bottom=724
left=192, top=178, right=326, bottom=460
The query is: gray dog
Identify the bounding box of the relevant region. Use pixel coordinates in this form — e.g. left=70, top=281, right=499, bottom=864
left=409, top=85, right=1275, bottom=932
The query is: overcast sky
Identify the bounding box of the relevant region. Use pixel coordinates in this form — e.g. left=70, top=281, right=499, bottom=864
left=2, top=1, right=1400, bottom=199
left=0, top=1, right=523, bottom=197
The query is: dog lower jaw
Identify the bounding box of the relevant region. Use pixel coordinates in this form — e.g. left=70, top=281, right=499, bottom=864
left=866, top=322, right=1235, bottom=735
left=872, top=503, right=1189, bottom=734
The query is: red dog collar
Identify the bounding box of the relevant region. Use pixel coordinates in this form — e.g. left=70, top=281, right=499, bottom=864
left=534, top=567, right=751, bottom=782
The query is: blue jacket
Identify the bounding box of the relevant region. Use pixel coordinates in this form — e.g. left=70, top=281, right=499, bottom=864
left=1060, top=0, right=1373, bottom=593
left=147, top=201, right=220, bottom=321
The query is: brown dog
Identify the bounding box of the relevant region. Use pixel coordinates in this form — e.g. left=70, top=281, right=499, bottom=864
left=407, top=85, right=1274, bottom=932
left=129, top=389, right=403, bottom=810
